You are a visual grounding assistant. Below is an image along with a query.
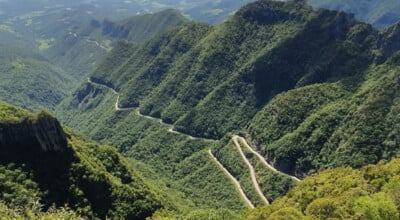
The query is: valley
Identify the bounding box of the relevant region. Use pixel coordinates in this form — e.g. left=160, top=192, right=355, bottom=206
left=88, top=73, right=296, bottom=208
left=1, top=0, right=400, bottom=219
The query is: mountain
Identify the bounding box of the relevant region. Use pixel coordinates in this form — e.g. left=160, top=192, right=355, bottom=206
left=0, top=45, right=74, bottom=111
left=307, top=0, right=400, bottom=28
left=67, top=0, right=380, bottom=141
left=2, top=0, right=400, bottom=219
left=0, top=101, right=163, bottom=219
left=55, top=0, right=400, bottom=214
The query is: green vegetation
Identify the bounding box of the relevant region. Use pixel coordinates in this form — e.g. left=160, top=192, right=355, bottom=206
left=0, top=45, right=73, bottom=111
left=4, top=0, right=400, bottom=218
left=214, top=137, right=266, bottom=207
left=47, top=9, right=189, bottom=80
left=103, top=9, right=189, bottom=42
left=240, top=139, right=296, bottom=202
left=0, top=202, right=84, bottom=220
left=56, top=0, right=400, bottom=216
left=86, top=0, right=316, bottom=139
left=78, top=0, right=381, bottom=142
left=0, top=101, right=162, bottom=219
left=245, top=157, right=400, bottom=219
left=249, top=63, right=400, bottom=177
left=56, top=83, right=248, bottom=212
left=0, top=164, right=83, bottom=219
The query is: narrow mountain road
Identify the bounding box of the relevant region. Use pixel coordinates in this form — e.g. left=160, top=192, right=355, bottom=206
left=87, top=78, right=118, bottom=94
left=87, top=78, right=212, bottom=141
left=234, top=135, right=300, bottom=182
left=85, top=38, right=108, bottom=51
left=69, top=32, right=108, bottom=51
left=208, top=150, right=255, bottom=208
left=87, top=78, right=299, bottom=206
left=115, top=96, right=135, bottom=111
left=232, top=136, right=270, bottom=205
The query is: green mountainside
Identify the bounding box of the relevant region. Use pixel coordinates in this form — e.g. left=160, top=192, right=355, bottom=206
left=0, top=45, right=74, bottom=111
left=138, top=0, right=255, bottom=24
left=65, top=0, right=390, bottom=141
left=3, top=0, right=400, bottom=219
left=248, top=63, right=400, bottom=177
left=85, top=0, right=317, bottom=139
left=101, top=9, right=189, bottom=42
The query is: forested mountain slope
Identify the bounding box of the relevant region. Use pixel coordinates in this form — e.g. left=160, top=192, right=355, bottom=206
left=0, top=45, right=73, bottom=111
left=248, top=62, right=400, bottom=177
left=137, top=0, right=255, bottom=24
left=77, top=0, right=381, bottom=140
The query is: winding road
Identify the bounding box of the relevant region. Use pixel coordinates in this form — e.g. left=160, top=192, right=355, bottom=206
left=86, top=77, right=301, bottom=207
left=234, top=135, right=300, bottom=182
left=232, top=136, right=270, bottom=205
left=85, top=38, right=108, bottom=51
left=208, top=150, right=255, bottom=208
left=87, top=78, right=211, bottom=141
left=69, top=31, right=109, bottom=51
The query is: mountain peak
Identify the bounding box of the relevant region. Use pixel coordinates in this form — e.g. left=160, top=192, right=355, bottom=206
left=235, top=0, right=313, bottom=24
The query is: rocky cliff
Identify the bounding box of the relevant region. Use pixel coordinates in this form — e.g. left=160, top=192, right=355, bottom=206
left=0, top=111, right=68, bottom=153
left=0, top=110, right=74, bottom=206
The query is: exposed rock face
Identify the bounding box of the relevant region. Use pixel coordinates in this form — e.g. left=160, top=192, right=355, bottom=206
left=0, top=112, right=74, bottom=206
left=0, top=113, right=68, bottom=153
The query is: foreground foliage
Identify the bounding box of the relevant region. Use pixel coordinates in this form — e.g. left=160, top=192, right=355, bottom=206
left=0, top=102, right=161, bottom=219
left=245, top=157, right=400, bottom=219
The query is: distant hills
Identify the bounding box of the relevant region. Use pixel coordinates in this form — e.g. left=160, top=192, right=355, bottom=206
left=0, top=9, right=188, bottom=110
left=307, top=0, right=400, bottom=28
left=0, top=45, right=73, bottom=111
left=0, top=0, right=255, bottom=25
left=46, top=9, right=188, bottom=79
